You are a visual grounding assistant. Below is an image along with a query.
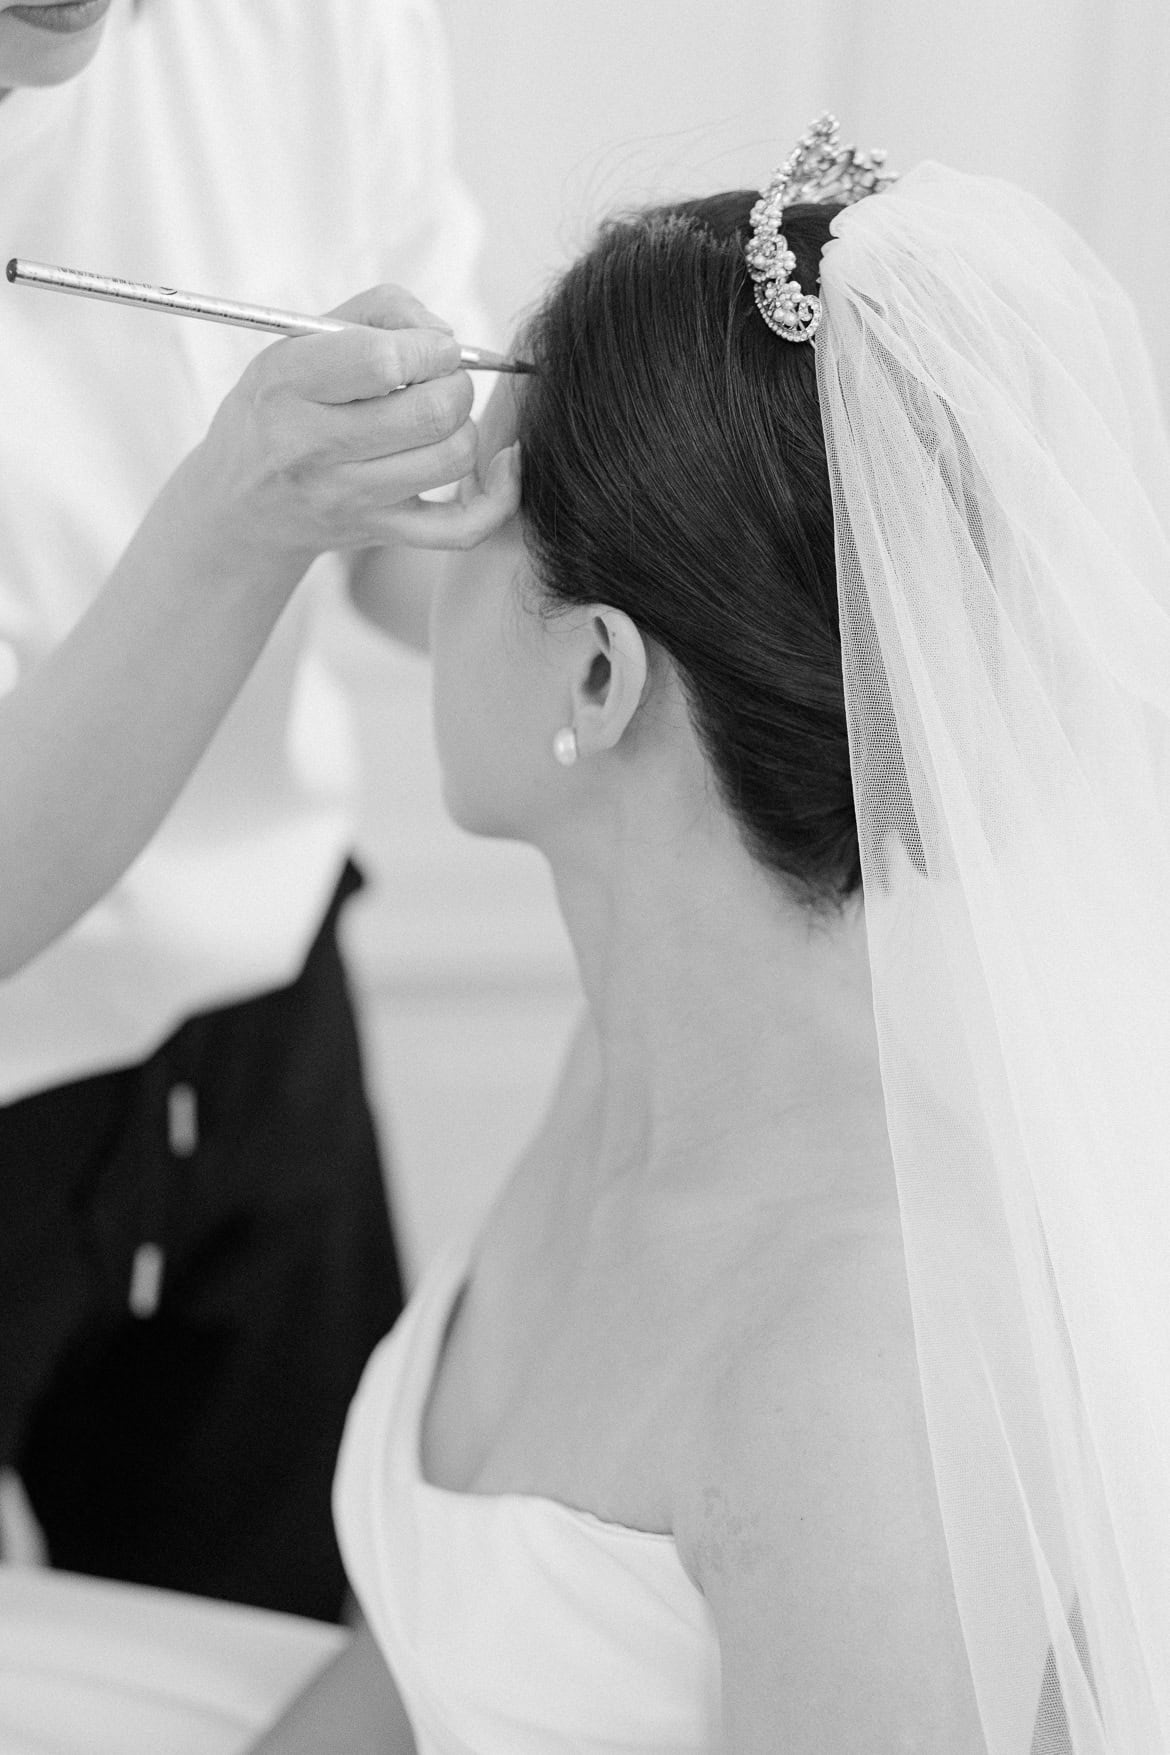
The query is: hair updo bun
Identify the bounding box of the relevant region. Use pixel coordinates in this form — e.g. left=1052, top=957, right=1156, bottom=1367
left=516, top=192, right=861, bottom=912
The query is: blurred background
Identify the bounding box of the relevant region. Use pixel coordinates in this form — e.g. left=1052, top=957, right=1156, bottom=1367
left=325, top=0, right=1170, bottom=1283
left=1, top=0, right=1166, bottom=1588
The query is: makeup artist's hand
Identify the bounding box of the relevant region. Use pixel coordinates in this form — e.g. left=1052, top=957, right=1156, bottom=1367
left=183, top=283, right=519, bottom=565
left=0, top=282, right=519, bottom=976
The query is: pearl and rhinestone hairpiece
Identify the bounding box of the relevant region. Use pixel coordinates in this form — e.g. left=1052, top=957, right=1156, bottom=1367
left=746, top=113, right=898, bottom=344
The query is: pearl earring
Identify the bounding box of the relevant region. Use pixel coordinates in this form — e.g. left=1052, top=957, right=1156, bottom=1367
left=552, top=727, right=578, bottom=767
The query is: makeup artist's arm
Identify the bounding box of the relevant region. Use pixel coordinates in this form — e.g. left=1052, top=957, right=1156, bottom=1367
left=247, top=1624, right=415, bottom=1755
left=0, top=285, right=516, bottom=979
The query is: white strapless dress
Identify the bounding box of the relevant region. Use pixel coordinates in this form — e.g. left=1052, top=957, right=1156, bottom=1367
left=334, top=1241, right=724, bottom=1755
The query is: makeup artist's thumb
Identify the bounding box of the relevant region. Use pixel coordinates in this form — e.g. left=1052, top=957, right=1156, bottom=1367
left=326, top=282, right=454, bottom=335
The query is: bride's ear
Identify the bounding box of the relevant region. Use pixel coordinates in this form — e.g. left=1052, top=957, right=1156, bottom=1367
left=570, top=607, right=648, bottom=758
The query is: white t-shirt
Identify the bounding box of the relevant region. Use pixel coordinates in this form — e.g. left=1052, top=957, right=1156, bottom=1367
left=0, top=0, right=486, bottom=1102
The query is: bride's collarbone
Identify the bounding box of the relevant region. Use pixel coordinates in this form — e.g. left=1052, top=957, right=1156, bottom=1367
left=420, top=1232, right=698, bottom=1531
left=421, top=1166, right=901, bottom=1536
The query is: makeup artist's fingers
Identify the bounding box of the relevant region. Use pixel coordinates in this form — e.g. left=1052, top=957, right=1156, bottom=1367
left=324, top=282, right=454, bottom=336
left=265, top=321, right=462, bottom=404
left=374, top=420, right=482, bottom=502
left=315, top=369, right=476, bottom=463
left=273, top=281, right=462, bottom=402
left=374, top=442, right=522, bottom=551
left=287, top=426, right=481, bottom=534
left=220, top=414, right=490, bottom=554
left=279, top=440, right=518, bottom=554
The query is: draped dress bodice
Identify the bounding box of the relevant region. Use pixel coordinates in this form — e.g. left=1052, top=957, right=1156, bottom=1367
left=333, top=1241, right=724, bottom=1755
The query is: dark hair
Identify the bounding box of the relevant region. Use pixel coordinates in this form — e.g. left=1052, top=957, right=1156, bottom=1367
left=516, top=192, right=861, bottom=912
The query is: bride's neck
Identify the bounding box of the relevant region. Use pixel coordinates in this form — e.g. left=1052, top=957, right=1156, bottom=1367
left=545, top=800, right=886, bottom=1200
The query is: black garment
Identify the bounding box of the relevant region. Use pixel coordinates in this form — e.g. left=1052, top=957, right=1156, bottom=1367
left=0, top=862, right=402, bottom=1622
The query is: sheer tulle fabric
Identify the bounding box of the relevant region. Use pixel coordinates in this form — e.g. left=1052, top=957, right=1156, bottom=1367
left=818, top=163, right=1170, bottom=1753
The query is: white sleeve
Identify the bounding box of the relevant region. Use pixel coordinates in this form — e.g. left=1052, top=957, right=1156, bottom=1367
left=358, top=0, right=495, bottom=364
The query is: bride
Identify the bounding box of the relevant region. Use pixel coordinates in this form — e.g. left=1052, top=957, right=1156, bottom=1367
left=262, top=119, right=1170, bottom=1754
left=331, top=161, right=976, bottom=1750
left=8, top=119, right=1170, bottom=1755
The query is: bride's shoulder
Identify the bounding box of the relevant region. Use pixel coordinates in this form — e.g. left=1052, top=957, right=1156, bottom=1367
left=673, top=1205, right=982, bottom=1747
left=685, top=1200, right=922, bottom=1520
left=677, top=1199, right=920, bottom=1521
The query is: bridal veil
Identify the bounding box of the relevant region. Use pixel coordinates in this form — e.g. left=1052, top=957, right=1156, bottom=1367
left=817, top=162, right=1170, bottom=1752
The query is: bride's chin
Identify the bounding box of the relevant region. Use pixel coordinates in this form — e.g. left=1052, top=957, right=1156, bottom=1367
left=438, top=773, right=517, bottom=843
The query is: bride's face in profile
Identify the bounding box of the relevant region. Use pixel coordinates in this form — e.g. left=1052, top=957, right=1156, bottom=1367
left=430, top=380, right=582, bottom=844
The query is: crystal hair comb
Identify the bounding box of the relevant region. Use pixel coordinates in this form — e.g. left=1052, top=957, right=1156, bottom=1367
left=746, top=113, right=897, bottom=344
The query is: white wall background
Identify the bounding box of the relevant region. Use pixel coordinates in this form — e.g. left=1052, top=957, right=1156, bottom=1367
left=334, top=0, right=1170, bottom=1284
left=441, top=0, right=1170, bottom=396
